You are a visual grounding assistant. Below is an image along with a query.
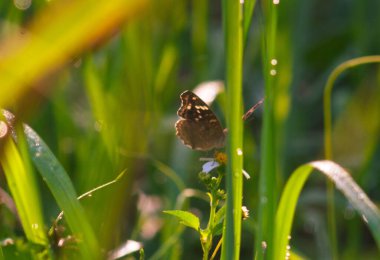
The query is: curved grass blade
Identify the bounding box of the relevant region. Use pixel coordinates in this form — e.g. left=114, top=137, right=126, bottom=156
left=23, top=124, right=100, bottom=259
left=275, top=160, right=380, bottom=260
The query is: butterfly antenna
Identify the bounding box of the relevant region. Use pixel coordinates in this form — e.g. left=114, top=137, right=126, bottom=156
left=242, top=98, right=264, bottom=121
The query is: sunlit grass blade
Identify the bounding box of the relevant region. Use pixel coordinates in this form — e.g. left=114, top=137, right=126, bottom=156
left=221, top=0, right=244, bottom=259
left=0, top=124, right=47, bottom=247
left=274, top=160, right=380, bottom=260
left=0, top=0, right=148, bottom=108
left=23, top=124, right=100, bottom=259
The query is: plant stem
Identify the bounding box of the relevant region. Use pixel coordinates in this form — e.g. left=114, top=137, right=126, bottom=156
left=202, top=190, right=219, bottom=260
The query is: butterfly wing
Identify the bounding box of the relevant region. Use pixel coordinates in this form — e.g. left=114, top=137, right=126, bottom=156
left=175, top=91, right=225, bottom=151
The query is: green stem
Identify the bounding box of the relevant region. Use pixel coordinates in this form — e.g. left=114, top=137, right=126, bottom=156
left=256, top=1, right=278, bottom=259
left=202, top=190, right=220, bottom=260
left=222, top=0, right=244, bottom=259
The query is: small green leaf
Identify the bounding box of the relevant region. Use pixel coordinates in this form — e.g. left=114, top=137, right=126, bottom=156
left=163, top=210, right=200, bottom=231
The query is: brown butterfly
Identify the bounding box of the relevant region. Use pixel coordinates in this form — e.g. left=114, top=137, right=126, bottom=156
left=175, top=90, right=226, bottom=151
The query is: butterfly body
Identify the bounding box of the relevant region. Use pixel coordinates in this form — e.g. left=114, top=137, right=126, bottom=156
left=175, top=90, right=225, bottom=151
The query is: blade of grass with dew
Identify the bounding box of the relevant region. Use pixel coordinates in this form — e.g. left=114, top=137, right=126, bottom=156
left=0, top=0, right=148, bottom=108
left=323, top=55, right=380, bottom=259
left=22, top=124, right=100, bottom=259
left=274, top=160, right=380, bottom=260
left=256, top=1, right=278, bottom=259
left=221, top=0, right=244, bottom=259
left=0, top=128, right=48, bottom=247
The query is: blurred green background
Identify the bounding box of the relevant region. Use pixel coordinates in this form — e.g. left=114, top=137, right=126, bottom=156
left=0, top=0, right=379, bottom=259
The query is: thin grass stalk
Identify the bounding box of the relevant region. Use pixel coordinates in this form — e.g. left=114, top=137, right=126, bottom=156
left=323, top=55, right=380, bottom=259
left=221, top=0, right=244, bottom=259
left=255, top=1, right=278, bottom=259
left=323, top=55, right=380, bottom=160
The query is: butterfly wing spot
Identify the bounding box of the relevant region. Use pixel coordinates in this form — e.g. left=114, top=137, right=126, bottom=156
left=187, top=105, right=192, bottom=110
left=195, top=105, right=208, bottom=110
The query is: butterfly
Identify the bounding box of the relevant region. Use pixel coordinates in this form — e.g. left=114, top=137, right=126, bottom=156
left=175, top=90, right=226, bottom=151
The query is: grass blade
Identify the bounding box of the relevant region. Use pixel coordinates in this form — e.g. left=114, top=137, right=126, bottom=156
left=23, top=124, right=100, bottom=259
left=256, top=1, right=278, bottom=259
left=243, top=0, right=257, bottom=44
left=323, top=55, right=380, bottom=258
left=275, top=160, right=380, bottom=260
left=221, top=0, right=244, bottom=259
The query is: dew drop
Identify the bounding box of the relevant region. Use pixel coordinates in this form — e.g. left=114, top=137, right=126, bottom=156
left=273, top=0, right=280, bottom=4
left=236, top=148, right=243, bottom=156
left=31, top=223, right=39, bottom=229
left=261, top=241, right=267, bottom=250
left=270, top=69, right=277, bottom=76
left=271, top=59, right=278, bottom=66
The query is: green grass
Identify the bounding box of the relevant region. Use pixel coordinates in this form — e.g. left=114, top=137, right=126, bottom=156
left=0, top=0, right=379, bottom=259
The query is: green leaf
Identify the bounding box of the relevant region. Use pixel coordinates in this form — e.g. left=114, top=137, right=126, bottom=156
left=163, top=210, right=200, bottom=231
left=274, top=160, right=380, bottom=260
